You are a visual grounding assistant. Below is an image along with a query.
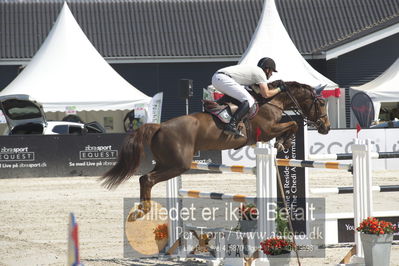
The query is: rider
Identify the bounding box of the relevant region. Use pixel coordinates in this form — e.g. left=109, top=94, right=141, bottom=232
left=211, top=57, right=286, bottom=137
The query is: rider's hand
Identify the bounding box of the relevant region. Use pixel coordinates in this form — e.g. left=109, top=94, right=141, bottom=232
left=279, top=82, right=288, bottom=92
left=273, top=80, right=287, bottom=92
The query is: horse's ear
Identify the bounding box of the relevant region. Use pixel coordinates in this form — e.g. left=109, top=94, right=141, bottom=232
left=314, top=84, right=326, bottom=96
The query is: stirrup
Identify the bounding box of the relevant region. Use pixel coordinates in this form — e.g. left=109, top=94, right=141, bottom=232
left=224, top=124, right=244, bottom=137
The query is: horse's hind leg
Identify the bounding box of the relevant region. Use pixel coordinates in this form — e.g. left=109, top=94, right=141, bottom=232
left=140, top=166, right=189, bottom=201
left=128, top=124, right=197, bottom=221
left=128, top=165, right=190, bottom=221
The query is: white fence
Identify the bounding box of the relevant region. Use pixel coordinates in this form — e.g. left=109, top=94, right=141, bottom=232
left=221, top=128, right=399, bottom=171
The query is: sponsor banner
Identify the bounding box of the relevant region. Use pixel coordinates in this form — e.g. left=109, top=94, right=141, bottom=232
left=60, top=134, right=126, bottom=176
left=0, top=134, right=130, bottom=177
left=147, top=92, right=163, bottom=124
left=277, top=116, right=306, bottom=234
left=337, top=216, right=399, bottom=243
left=0, top=136, right=57, bottom=176
left=308, top=128, right=399, bottom=170
left=222, top=128, right=399, bottom=170
left=222, top=115, right=307, bottom=234
left=0, top=134, right=222, bottom=178
left=222, top=146, right=256, bottom=167
left=65, top=106, right=77, bottom=115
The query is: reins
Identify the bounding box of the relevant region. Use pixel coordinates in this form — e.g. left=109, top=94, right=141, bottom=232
left=250, top=82, right=327, bottom=128
left=283, top=87, right=327, bottom=129
left=264, top=102, right=297, bottom=123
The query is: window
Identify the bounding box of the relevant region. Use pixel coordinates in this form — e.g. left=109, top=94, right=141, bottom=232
left=52, top=125, right=69, bottom=134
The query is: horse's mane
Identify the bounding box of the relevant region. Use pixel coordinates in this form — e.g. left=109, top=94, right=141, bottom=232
left=268, top=80, right=313, bottom=92
left=253, top=81, right=315, bottom=106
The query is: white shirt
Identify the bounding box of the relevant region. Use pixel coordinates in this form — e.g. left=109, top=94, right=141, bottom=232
left=218, top=65, right=267, bottom=86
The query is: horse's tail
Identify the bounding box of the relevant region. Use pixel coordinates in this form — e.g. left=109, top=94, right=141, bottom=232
left=100, top=123, right=161, bottom=189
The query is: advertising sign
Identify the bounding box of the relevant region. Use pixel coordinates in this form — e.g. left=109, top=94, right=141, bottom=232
left=276, top=116, right=307, bottom=234
left=0, top=134, right=126, bottom=177
left=222, top=115, right=307, bottom=234
left=0, top=133, right=222, bottom=178
left=308, top=128, right=399, bottom=170
left=147, top=92, right=163, bottom=123
left=337, top=217, right=399, bottom=243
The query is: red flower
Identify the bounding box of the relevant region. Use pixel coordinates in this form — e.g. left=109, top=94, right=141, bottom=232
left=153, top=223, right=168, bottom=240
left=356, top=217, right=398, bottom=235
left=260, top=237, right=294, bottom=256
left=239, top=203, right=259, bottom=221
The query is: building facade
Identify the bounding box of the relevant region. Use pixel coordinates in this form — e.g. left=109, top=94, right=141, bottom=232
left=0, top=0, right=398, bottom=124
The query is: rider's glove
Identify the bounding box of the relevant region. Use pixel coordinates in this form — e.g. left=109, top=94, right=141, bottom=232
left=277, top=81, right=287, bottom=93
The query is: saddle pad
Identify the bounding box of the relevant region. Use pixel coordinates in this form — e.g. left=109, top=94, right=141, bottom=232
left=203, top=100, right=232, bottom=123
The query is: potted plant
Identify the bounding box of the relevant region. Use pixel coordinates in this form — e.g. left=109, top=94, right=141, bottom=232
left=356, top=217, right=397, bottom=266
left=260, top=237, right=293, bottom=266
left=153, top=223, right=168, bottom=252
left=239, top=203, right=258, bottom=232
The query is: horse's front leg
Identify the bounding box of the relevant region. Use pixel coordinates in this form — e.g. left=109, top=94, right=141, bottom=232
left=269, top=121, right=298, bottom=151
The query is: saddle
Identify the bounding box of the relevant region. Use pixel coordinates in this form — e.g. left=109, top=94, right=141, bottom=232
left=203, top=94, right=260, bottom=145
left=203, top=97, right=258, bottom=123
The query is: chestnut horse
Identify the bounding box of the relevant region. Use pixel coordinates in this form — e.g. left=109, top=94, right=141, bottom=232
left=101, top=81, right=330, bottom=220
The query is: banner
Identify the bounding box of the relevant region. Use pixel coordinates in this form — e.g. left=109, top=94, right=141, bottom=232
left=308, top=128, right=399, bottom=170
left=147, top=92, right=163, bottom=123
left=276, top=116, right=307, bottom=234
left=0, top=133, right=221, bottom=178
left=222, top=115, right=307, bottom=234
left=321, top=88, right=341, bottom=98
left=351, top=92, right=375, bottom=128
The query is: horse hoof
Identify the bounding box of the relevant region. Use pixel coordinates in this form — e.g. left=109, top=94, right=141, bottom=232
left=282, top=140, right=293, bottom=150
left=127, top=201, right=153, bottom=222
left=275, top=143, right=284, bottom=151
left=127, top=209, right=145, bottom=222
left=283, top=143, right=292, bottom=150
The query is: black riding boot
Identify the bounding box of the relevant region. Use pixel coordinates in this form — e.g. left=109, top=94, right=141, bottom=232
left=224, top=100, right=250, bottom=137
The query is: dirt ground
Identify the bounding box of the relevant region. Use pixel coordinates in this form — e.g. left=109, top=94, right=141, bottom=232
left=0, top=170, right=398, bottom=266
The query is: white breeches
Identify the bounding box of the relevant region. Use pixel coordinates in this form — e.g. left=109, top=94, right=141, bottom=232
left=211, top=73, right=255, bottom=107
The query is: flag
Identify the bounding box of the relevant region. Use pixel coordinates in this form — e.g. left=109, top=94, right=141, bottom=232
left=68, top=213, right=82, bottom=266
left=147, top=92, right=163, bottom=123
left=356, top=123, right=362, bottom=133
left=321, top=88, right=341, bottom=98
left=213, top=92, right=224, bottom=100
left=351, top=92, right=375, bottom=128
left=356, top=124, right=362, bottom=138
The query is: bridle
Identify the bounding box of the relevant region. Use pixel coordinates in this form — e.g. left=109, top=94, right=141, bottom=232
left=284, top=87, right=327, bottom=130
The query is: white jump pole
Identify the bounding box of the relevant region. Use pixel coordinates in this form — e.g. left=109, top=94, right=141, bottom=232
left=166, top=175, right=182, bottom=257
left=352, top=139, right=373, bottom=258
left=254, top=141, right=277, bottom=264
left=166, top=141, right=277, bottom=265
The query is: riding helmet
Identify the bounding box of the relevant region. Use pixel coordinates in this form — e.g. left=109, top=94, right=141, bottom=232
left=257, top=57, right=277, bottom=72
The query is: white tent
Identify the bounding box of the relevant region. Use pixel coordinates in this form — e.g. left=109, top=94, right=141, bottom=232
left=352, top=57, right=399, bottom=121
left=239, top=0, right=337, bottom=88
left=0, top=3, right=152, bottom=132
left=239, top=0, right=344, bottom=127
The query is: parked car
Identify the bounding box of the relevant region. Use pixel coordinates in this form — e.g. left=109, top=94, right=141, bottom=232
left=370, top=120, right=399, bottom=128
left=0, top=94, right=106, bottom=135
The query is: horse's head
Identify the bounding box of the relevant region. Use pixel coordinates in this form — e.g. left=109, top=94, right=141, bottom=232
left=270, top=81, right=331, bottom=134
